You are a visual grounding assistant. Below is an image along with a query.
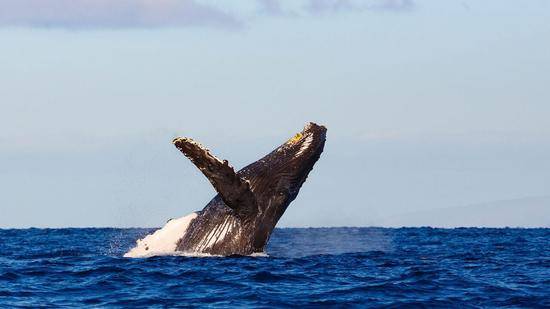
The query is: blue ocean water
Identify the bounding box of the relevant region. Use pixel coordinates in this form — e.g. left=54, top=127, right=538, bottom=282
left=0, top=227, right=548, bottom=307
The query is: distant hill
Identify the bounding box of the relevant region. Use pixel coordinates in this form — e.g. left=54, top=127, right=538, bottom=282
left=381, top=196, right=550, bottom=228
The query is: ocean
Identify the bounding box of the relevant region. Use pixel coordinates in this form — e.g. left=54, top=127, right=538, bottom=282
left=1, top=227, right=548, bottom=307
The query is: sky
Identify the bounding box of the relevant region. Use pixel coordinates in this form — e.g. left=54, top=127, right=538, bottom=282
left=1, top=0, right=549, bottom=228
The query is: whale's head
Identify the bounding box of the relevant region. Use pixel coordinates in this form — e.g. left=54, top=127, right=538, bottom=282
left=242, top=122, right=327, bottom=225
left=270, top=122, right=327, bottom=197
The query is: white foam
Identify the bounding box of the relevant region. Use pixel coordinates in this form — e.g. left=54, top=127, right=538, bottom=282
left=249, top=252, right=269, bottom=257
left=125, top=251, right=224, bottom=258
left=124, top=212, right=198, bottom=258
left=128, top=251, right=268, bottom=258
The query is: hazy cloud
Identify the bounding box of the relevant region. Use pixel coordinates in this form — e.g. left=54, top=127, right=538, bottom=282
left=257, top=0, right=286, bottom=16
left=0, top=0, right=414, bottom=30
left=305, top=0, right=356, bottom=13
left=258, top=0, right=415, bottom=16
left=304, top=0, right=414, bottom=13
left=0, top=0, right=242, bottom=29
left=371, top=0, right=414, bottom=11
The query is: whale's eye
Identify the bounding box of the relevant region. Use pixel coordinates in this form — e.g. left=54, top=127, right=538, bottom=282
left=288, top=132, right=303, bottom=144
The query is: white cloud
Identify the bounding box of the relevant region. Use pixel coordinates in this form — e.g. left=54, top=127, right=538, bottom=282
left=0, top=0, right=415, bottom=29
left=0, top=0, right=241, bottom=29
left=303, top=0, right=415, bottom=14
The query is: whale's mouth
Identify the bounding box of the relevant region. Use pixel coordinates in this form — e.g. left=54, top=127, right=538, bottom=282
left=280, top=122, right=327, bottom=160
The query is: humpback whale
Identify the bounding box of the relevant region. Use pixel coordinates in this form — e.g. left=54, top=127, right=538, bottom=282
left=125, top=122, right=326, bottom=257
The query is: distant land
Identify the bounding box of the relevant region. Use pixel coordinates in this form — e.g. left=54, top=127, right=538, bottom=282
left=381, top=196, right=550, bottom=228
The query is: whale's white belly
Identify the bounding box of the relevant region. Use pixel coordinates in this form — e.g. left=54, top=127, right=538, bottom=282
left=124, top=212, right=198, bottom=258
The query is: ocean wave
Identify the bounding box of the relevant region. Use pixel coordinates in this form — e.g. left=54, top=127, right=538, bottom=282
left=0, top=227, right=548, bottom=307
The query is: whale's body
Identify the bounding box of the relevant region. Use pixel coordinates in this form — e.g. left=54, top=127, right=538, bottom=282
left=125, top=122, right=326, bottom=257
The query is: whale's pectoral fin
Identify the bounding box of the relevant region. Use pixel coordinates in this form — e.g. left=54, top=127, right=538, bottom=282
left=173, top=137, right=257, bottom=217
